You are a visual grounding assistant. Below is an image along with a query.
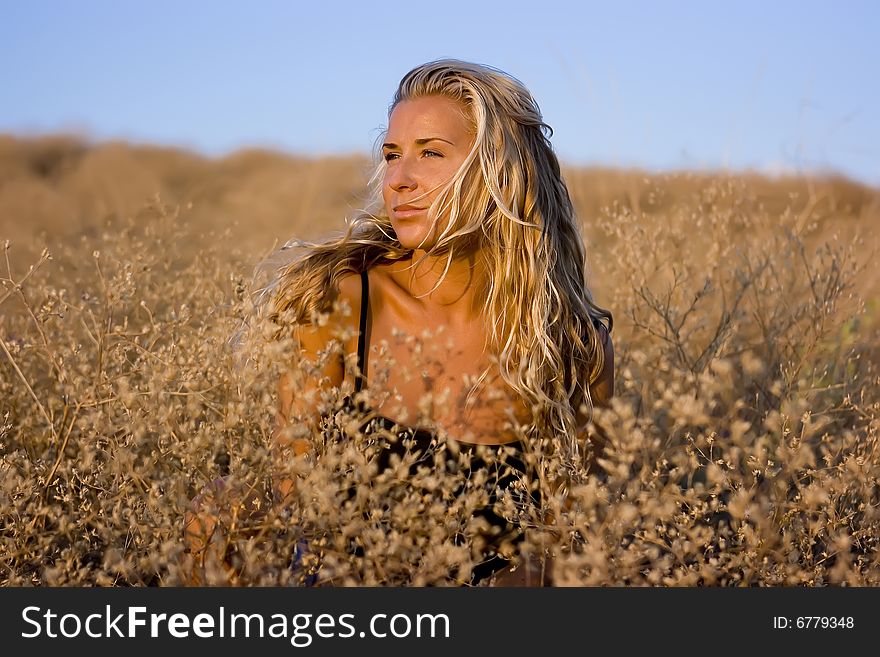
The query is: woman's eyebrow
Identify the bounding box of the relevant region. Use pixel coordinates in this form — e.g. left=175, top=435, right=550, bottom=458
left=382, top=137, right=455, bottom=149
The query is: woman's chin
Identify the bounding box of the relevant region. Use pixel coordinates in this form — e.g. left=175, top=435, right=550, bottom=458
left=393, top=229, right=433, bottom=251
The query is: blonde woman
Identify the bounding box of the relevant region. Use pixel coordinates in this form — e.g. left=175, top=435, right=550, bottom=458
left=187, top=59, right=614, bottom=586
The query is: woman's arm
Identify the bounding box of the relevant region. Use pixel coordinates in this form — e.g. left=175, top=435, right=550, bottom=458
left=184, top=281, right=360, bottom=585
left=493, top=324, right=614, bottom=587
left=273, top=319, right=347, bottom=502
left=273, top=273, right=362, bottom=502
left=588, top=323, right=615, bottom=410
left=580, top=323, right=614, bottom=461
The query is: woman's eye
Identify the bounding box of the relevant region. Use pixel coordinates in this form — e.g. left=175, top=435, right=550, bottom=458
left=383, top=150, right=441, bottom=162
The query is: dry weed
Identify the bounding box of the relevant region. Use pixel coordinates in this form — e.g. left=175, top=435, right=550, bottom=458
left=1, top=139, right=878, bottom=586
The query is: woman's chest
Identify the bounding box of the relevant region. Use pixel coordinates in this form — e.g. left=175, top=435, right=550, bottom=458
left=365, top=313, right=531, bottom=443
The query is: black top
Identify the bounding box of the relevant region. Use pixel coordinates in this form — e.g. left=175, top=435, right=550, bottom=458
left=325, top=269, right=538, bottom=585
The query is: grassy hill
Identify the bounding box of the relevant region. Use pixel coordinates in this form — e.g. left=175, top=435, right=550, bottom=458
left=1, top=135, right=878, bottom=586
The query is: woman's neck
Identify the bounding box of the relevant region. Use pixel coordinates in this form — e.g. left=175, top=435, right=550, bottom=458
left=391, top=248, right=489, bottom=323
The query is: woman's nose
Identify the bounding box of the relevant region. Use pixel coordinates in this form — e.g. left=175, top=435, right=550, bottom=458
left=387, top=157, right=417, bottom=191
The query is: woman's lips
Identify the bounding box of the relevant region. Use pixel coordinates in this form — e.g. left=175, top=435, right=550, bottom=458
left=392, top=205, right=426, bottom=218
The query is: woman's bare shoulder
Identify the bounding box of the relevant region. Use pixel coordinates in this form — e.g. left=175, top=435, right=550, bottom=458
left=335, top=272, right=364, bottom=325
left=289, top=272, right=362, bottom=357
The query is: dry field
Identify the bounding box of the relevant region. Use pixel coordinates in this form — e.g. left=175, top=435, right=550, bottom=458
left=1, top=135, right=878, bottom=586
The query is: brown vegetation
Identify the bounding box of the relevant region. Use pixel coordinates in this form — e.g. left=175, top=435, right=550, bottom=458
left=1, top=135, right=878, bottom=585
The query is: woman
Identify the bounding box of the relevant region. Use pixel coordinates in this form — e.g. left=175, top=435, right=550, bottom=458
left=187, top=59, right=614, bottom=586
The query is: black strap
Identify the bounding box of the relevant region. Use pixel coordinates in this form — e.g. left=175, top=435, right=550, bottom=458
left=355, top=270, right=369, bottom=393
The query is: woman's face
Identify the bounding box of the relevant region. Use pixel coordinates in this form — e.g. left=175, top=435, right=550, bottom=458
left=382, top=95, right=475, bottom=251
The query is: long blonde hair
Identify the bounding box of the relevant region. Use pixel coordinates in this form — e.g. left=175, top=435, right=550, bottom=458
left=263, top=59, right=613, bottom=462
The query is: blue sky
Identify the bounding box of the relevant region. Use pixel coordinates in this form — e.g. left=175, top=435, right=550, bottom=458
left=3, top=0, right=878, bottom=186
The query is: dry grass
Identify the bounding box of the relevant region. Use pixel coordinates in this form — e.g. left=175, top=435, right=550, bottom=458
left=1, top=135, right=878, bottom=586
